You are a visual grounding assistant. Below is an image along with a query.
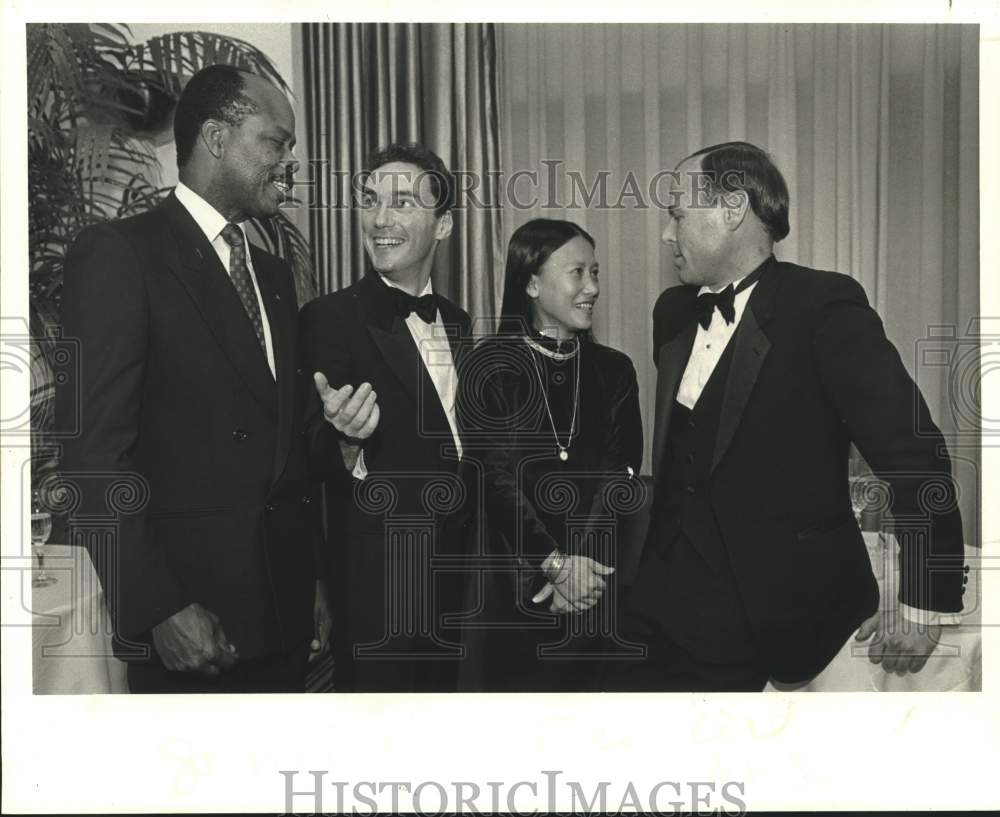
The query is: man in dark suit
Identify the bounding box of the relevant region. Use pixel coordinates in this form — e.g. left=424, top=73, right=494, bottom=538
left=58, top=65, right=325, bottom=692
left=617, top=141, right=967, bottom=691
left=299, top=143, right=473, bottom=692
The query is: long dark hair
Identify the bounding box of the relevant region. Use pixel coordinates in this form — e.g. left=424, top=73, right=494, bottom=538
left=496, top=218, right=596, bottom=335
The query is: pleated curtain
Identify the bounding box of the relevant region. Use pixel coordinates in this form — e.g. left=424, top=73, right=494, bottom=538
left=299, top=23, right=504, bottom=319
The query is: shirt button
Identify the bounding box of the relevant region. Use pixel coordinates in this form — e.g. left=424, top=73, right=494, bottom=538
left=686, top=454, right=695, bottom=464
left=265, top=504, right=275, bottom=512
left=685, top=485, right=695, bottom=494
left=688, top=419, right=696, bottom=429
left=232, top=429, right=249, bottom=442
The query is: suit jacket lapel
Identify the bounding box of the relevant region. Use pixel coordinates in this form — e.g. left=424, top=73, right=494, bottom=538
left=251, top=246, right=294, bottom=485
left=360, top=271, right=423, bottom=400
left=437, top=296, right=469, bottom=368
left=651, top=320, right=697, bottom=479
left=160, top=195, right=276, bottom=417
left=711, top=257, right=781, bottom=472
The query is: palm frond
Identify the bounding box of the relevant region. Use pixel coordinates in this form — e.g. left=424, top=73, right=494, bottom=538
left=136, top=31, right=290, bottom=96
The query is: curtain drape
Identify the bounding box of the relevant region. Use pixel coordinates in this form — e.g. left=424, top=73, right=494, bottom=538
left=501, top=23, right=979, bottom=543
left=299, top=23, right=504, bottom=318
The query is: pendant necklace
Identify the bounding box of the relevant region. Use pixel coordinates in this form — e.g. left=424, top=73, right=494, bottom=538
left=524, top=336, right=580, bottom=462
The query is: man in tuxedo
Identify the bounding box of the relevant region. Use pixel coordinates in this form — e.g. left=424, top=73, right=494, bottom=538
left=299, top=143, right=473, bottom=692
left=618, top=141, right=966, bottom=691
left=58, top=65, right=325, bottom=692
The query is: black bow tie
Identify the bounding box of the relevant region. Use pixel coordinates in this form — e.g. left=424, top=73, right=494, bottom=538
left=695, top=264, right=767, bottom=330
left=393, top=290, right=438, bottom=324
left=696, top=285, right=736, bottom=329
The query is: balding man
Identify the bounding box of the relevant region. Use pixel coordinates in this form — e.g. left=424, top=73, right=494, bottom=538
left=59, top=65, right=325, bottom=692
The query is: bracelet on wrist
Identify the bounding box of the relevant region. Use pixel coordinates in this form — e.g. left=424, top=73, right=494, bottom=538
left=545, top=550, right=566, bottom=582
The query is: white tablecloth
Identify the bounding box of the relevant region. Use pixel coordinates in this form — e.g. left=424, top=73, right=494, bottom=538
left=766, top=538, right=981, bottom=692
left=32, top=544, right=128, bottom=694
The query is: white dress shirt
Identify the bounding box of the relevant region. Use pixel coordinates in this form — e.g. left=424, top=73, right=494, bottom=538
left=676, top=274, right=757, bottom=409
left=174, top=182, right=276, bottom=378
left=675, top=271, right=956, bottom=625
left=353, top=275, right=463, bottom=480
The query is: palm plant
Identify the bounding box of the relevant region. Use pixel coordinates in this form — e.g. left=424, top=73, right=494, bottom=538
left=28, top=23, right=317, bottom=488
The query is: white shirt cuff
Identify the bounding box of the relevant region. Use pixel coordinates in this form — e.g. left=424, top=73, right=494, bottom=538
left=351, top=448, right=368, bottom=481
left=899, top=602, right=962, bottom=627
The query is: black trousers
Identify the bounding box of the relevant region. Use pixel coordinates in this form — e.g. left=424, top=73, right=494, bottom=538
left=126, top=644, right=311, bottom=694
left=599, top=601, right=770, bottom=693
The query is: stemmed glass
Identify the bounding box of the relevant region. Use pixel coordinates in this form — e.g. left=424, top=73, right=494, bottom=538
left=847, top=452, right=872, bottom=526
left=848, top=452, right=884, bottom=578
left=31, top=488, right=56, bottom=588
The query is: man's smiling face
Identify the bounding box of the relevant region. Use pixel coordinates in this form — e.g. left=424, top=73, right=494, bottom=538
left=360, top=161, right=452, bottom=286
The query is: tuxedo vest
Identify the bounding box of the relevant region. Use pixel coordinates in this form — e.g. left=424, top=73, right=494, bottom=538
left=646, top=334, right=758, bottom=663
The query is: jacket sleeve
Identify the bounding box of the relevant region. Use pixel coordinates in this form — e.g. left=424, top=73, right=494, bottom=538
left=58, top=224, right=191, bottom=638
left=457, top=345, right=560, bottom=572
left=811, top=274, right=965, bottom=614
left=598, top=355, right=643, bottom=475
left=582, top=354, right=645, bottom=566
left=297, top=297, right=357, bottom=490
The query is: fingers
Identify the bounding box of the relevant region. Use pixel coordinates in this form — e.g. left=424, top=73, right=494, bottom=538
left=855, top=612, right=880, bottom=641
left=558, top=596, right=597, bottom=614
left=886, top=633, right=935, bottom=675
left=869, top=617, right=939, bottom=675
left=550, top=594, right=594, bottom=613
left=592, top=562, right=616, bottom=576
left=315, top=375, right=380, bottom=440
left=867, top=618, right=887, bottom=666
left=318, top=381, right=354, bottom=421
left=532, top=583, right=554, bottom=604
left=313, top=370, right=331, bottom=396
left=357, top=402, right=380, bottom=438
left=197, top=606, right=237, bottom=673
left=212, top=626, right=239, bottom=671
left=342, top=389, right=378, bottom=437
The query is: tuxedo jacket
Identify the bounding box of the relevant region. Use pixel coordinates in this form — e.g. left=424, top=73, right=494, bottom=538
left=58, top=194, right=318, bottom=662
left=298, top=271, right=474, bottom=689
left=643, top=256, right=966, bottom=682
left=299, top=271, right=473, bottom=509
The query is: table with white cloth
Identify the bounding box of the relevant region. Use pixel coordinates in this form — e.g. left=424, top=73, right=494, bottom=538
left=765, top=536, right=981, bottom=692
left=31, top=544, right=128, bottom=694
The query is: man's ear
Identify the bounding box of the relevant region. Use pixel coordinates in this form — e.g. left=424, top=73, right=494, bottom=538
left=199, top=119, right=227, bottom=160
left=434, top=210, right=454, bottom=241
left=722, top=189, right=750, bottom=231
left=525, top=275, right=539, bottom=298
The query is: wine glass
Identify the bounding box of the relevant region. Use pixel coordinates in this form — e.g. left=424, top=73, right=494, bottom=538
left=847, top=450, right=874, bottom=523
left=848, top=455, right=884, bottom=578
left=31, top=489, right=56, bottom=588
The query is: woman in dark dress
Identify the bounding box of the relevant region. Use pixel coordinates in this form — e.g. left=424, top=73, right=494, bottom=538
left=458, top=218, right=643, bottom=691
